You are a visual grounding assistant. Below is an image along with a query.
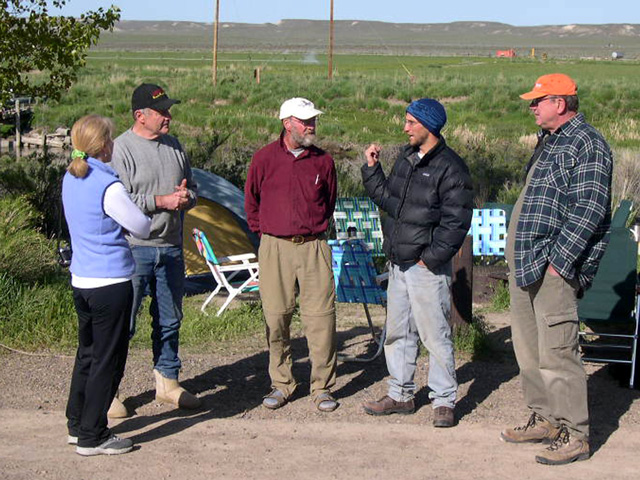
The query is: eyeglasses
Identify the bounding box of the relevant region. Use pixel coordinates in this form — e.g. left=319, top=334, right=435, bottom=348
left=529, top=96, right=560, bottom=108
left=291, top=117, right=317, bottom=127
left=136, top=108, right=171, bottom=117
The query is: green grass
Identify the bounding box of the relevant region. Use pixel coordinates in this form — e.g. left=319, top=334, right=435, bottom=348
left=0, top=272, right=77, bottom=351
left=24, top=52, right=640, bottom=208
left=0, top=282, right=266, bottom=353
left=489, top=281, right=511, bottom=312
left=5, top=51, right=638, bottom=359
left=129, top=298, right=265, bottom=351
left=31, top=53, right=640, bottom=152
left=453, top=315, right=491, bottom=359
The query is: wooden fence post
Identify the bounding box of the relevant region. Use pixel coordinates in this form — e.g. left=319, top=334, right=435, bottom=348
left=14, top=98, right=21, bottom=159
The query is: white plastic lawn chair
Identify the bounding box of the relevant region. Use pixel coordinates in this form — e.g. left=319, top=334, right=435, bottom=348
left=192, top=228, right=259, bottom=316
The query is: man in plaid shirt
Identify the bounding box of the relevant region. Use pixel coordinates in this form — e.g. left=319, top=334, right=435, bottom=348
left=501, top=74, right=613, bottom=466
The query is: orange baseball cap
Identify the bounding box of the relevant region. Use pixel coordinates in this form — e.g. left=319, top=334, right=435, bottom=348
left=520, top=73, right=578, bottom=100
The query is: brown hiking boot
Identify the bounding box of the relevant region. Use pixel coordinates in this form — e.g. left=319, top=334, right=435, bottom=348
left=500, top=412, right=560, bottom=444
left=535, top=426, right=590, bottom=465
left=363, top=395, right=415, bottom=416
left=433, top=406, right=455, bottom=428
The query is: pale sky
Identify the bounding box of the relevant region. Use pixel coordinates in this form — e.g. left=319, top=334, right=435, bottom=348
left=47, top=0, right=640, bottom=26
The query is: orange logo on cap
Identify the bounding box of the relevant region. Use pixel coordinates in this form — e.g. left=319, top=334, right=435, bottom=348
left=152, top=88, right=166, bottom=99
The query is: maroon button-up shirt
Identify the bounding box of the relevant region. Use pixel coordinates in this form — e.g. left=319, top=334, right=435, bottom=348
left=244, top=134, right=337, bottom=237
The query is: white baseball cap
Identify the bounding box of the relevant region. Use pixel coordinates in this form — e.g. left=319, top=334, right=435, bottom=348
left=279, top=97, right=323, bottom=120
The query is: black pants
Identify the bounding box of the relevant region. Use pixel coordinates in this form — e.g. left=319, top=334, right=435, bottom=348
left=65, top=281, right=132, bottom=447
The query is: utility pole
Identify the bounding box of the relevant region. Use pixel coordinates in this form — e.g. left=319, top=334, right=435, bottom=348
left=212, top=0, right=220, bottom=86
left=328, top=0, right=334, bottom=80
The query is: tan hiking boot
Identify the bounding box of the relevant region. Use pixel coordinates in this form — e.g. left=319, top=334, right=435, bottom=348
left=535, top=426, right=590, bottom=465
left=107, top=390, right=128, bottom=418
left=362, top=395, right=415, bottom=416
left=154, top=369, right=201, bottom=409
left=500, top=412, right=560, bottom=444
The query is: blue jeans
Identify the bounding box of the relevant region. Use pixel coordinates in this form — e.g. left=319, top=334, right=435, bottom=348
left=384, top=261, right=457, bottom=408
left=130, top=245, right=184, bottom=379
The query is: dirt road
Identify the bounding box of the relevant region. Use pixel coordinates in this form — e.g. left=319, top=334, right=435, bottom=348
left=1, top=311, right=639, bottom=479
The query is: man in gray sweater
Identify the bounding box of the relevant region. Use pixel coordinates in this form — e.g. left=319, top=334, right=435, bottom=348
left=111, top=83, right=200, bottom=410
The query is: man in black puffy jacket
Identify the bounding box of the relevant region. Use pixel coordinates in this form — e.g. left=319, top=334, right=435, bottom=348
left=361, top=98, right=473, bottom=428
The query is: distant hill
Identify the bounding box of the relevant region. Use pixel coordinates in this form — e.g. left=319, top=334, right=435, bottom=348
left=97, top=19, right=640, bottom=58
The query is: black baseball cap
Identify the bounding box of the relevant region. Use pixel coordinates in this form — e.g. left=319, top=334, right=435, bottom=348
left=131, top=83, right=181, bottom=112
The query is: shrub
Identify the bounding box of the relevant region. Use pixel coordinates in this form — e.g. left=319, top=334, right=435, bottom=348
left=0, top=151, right=68, bottom=238
left=0, top=196, right=57, bottom=282
left=187, top=131, right=231, bottom=170
left=451, top=138, right=529, bottom=206
left=496, top=181, right=523, bottom=205
left=612, top=148, right=640, bottom=220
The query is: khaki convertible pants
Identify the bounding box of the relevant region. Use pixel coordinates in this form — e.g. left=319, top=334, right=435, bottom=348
left=258, top=234, right=337, bottom=401
left=509, top=269, right=589, bottom=440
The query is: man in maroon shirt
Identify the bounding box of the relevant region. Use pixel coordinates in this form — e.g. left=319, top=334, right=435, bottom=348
left=245, top=97, right=338, bottom=412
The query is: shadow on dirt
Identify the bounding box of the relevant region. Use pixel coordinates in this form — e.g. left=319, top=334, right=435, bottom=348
left=449, top=323, right=639, bottom=453
left=588, top=365, right=640, bottom=454
left=113, top=325, right=388, bottom=444
left=113, top=320, right=638, bottom=452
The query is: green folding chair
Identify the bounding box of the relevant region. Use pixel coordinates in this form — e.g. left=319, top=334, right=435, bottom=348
left=333, top=197, right=385, bottom=257
left=578, top=200, right=639, bottom=388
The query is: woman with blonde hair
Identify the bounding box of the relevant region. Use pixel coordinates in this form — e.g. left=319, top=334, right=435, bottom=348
left=63, top=114, right=151, bottom=456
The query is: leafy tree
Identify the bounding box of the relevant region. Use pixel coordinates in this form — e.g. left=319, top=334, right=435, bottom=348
left=0, top=0, right=120, bottom=103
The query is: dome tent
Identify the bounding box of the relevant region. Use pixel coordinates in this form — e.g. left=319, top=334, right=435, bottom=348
left=183, top=168, right=258, bottom=277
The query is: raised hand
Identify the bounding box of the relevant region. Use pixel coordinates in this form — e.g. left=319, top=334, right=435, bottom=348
left=365, top=144, right=381, bottom=167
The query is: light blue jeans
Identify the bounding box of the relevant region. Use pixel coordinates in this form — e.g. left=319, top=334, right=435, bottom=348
left=130, top=245, right=184, bottom=379
left=384, top=261, right=457, bottom=408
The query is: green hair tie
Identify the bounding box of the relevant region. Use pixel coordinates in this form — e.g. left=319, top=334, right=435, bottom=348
left=71, top=149, right=88, bottom=160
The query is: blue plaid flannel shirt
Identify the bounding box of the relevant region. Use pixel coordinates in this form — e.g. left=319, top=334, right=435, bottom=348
left=514, top=113, right=613, bottom=289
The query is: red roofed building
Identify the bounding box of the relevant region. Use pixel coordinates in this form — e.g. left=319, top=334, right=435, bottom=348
left=496, top=49, right=516, bottom=58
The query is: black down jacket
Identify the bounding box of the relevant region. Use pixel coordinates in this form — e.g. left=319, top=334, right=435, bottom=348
left=362, top=138, right=473, bottom=269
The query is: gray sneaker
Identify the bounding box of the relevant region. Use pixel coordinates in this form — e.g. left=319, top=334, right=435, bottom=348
left=67, top=435, right=78, bottom=445
left=262, top=389, right=288, bottom=410
left=315, top=393, right=339, bottom=412
left=76, top=435, right=133, bottom=456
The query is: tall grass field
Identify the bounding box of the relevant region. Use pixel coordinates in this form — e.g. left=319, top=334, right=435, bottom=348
left=2, top=52, right=639, bottom=354
left=33, top=53, right=640, bottom=152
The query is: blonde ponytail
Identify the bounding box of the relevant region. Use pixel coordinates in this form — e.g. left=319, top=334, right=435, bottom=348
left=68, top=115, right=115, bottom=178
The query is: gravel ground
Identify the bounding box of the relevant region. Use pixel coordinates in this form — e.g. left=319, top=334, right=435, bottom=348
left=1, top=296, right=639, bottom=479
left=1, top=307, right=638, bottom=433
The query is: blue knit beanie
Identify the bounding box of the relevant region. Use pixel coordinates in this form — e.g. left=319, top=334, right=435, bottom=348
left=406, top=98, right=447, bottom=137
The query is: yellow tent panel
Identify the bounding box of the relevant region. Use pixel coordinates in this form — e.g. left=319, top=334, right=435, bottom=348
left=183, top=197, right=256, bottom=276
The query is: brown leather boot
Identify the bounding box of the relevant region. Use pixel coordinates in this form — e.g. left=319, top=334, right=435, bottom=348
left=501, top=412, right=561, bottom=444
left=363, top=395, right=415, bottom=416
left=535, top=427, right=590, bottom=465
left=154, top=369, right=201, bottom=409
left=433, top=406, right=455, bottom=428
